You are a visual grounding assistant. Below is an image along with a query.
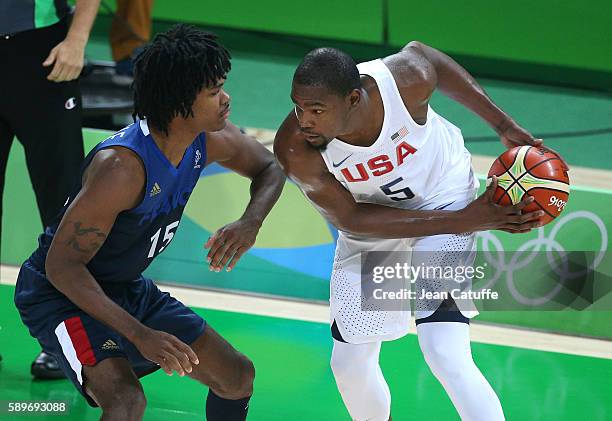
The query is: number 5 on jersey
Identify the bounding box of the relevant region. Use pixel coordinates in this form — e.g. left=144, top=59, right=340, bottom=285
left=380, top=177, right=414, bottom=201
left=148, top=221, right=179, bottom=258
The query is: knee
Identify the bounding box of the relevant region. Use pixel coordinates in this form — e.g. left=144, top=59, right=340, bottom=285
left=214, top=353, right=255, bottom=400
left=237, top=355, right=255, bottom=397
left=97, top=383, right=147, bottom=419
left=330, top=347, right=390, bottom=421
left=422, top=342, right=468, bottom=379
left=330, top=349, right=366, bottom=387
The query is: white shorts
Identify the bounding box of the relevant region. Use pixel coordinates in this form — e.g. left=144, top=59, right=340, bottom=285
left=330, top=199, right=479, bottom=345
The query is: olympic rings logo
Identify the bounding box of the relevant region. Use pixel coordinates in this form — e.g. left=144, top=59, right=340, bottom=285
left=475, top=211, right=608, bottom=306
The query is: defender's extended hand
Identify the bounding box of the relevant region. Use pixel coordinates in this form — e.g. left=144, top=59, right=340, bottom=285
left=205, top=218, right=260, bottom=272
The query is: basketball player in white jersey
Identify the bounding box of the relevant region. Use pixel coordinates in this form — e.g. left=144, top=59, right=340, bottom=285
left=274, top=43, right=549, bottom=420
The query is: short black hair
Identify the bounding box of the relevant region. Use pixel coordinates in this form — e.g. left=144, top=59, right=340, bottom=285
left=293, top=48, right=361, bottom=96
left=133, top=24, right=231, bottom=135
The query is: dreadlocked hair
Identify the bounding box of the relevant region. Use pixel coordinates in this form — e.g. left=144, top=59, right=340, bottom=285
left=132, top=24, right=231, bottom=135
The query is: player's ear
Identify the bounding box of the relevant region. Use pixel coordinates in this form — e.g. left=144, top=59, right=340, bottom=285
left=348, top=89, right=361, bottom=108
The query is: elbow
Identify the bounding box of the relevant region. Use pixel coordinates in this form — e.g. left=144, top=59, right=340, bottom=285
left=260, top=160, right=286, bottom=197
left=270, top=160, right=287, bottom=185
left=329, top=209, right=366, bottom=237
left=257, top=158, right=285, bottom=183
left=44, top=249, right=73, bottom=291
left=403, top=40, right=425, bottom=52
left=44, top=254, right=63, bottom=288
left=332, top=217, right=351, bottom=234
left=270, top=161, right=287, bottom=194
left=336, top=220, right=368, bottom=237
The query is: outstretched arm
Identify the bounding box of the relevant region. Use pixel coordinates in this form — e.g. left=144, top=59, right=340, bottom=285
left=205, top=122, right=285, bottom=271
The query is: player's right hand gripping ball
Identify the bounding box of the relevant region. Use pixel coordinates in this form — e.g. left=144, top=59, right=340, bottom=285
left=488, top=146, right=570, bottom=226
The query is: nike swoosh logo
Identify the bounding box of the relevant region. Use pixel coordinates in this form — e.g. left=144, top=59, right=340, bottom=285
left=332, top=153, right=354, bottom=168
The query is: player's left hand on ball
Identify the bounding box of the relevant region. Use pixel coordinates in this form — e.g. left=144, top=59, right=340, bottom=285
left=204, top=218, right=261, bottom=272
left=499, top=120, right=569, bottom=172
left=498, top=120, right=542, bottom=149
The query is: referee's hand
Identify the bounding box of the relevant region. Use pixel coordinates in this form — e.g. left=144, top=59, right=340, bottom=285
left=43, top=37, right=86, bottom=82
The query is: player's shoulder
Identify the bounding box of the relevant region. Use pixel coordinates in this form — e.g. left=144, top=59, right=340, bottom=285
left=274, top=111, right=308, bottom=163
left=274, top=110, right=300, bottom=150
left=382, top=41, right=436, bottom=91
left=85, top=146, right=145, bottom=191
left=75, top=146, right=146, bottom=211
left=273, top=111, right=325, bottom=182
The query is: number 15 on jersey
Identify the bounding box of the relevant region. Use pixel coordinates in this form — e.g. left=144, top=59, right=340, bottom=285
left=147, top=221, right=179, bottom=258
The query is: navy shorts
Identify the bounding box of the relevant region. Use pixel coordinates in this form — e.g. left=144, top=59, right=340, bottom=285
left=15, top=261, right=206, bottom=407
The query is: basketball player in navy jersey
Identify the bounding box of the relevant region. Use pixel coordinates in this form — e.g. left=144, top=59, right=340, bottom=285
left=15, top=25, right=284, bottom=420
left=275, top=44, right=565, bottom=420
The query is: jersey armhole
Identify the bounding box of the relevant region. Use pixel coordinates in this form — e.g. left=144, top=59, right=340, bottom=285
left=376, top=59, right=433, bottom=130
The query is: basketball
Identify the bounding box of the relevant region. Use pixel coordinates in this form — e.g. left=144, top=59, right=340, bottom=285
left=488, top=145, right=570, bottom=225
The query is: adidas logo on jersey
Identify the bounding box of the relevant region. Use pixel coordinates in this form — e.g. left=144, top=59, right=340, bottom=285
left=101, top=339, right=119, bottom=351
left=150, top=182, right=162, bottom=196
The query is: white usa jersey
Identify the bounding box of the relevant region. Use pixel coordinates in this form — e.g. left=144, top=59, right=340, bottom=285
left=321, top=60, right=480, bottom=342
left=320, top=59, right=479, bottom=217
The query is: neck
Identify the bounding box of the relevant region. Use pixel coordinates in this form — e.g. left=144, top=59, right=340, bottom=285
left=336, top=87, right=383, bottom=147
left=149, top=122, right=199, bottom=167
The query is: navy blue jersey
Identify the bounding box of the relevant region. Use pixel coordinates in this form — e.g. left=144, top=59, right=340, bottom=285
left=28, top=120, right=206, bottom=284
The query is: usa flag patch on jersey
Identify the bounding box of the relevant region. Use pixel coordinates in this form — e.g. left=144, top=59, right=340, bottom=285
left=391, top=126, right=409, bottom=142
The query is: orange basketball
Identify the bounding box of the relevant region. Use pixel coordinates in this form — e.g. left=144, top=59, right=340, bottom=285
left=488, top=146, right=570, bottom=225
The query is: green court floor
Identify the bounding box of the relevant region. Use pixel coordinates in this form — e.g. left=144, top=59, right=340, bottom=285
left=1, top=284, right=611, bottom=420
